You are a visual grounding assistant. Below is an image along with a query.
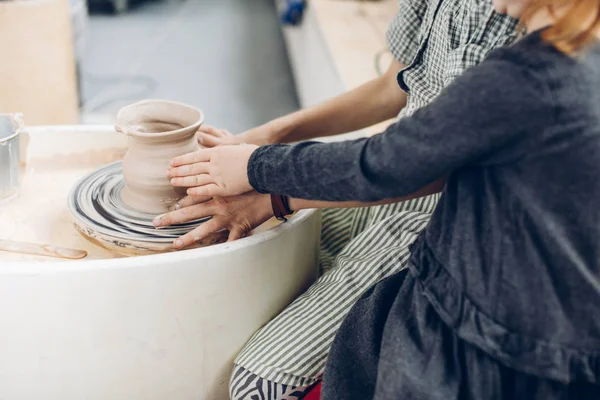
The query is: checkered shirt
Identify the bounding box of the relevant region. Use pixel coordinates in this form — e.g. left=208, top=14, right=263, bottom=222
left=386, top=0, right=519, bottom=118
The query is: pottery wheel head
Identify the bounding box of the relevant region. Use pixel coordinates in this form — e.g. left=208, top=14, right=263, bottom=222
left=68, top=162, right=212, bottom=251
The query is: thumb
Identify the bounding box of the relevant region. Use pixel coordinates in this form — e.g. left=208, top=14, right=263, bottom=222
left=227, top=226, right=247, bottom=242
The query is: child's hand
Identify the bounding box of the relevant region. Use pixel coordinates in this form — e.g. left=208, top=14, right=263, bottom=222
left=167, top=144, right=258, bottom=197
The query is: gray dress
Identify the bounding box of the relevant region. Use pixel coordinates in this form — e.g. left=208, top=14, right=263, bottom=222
left=309, top=32, right=600, bottom=399
left=230, top=0, right=517, bottom=397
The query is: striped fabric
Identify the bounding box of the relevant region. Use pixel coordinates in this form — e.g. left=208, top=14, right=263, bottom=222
left=232, top=199, right=437, bottom=391
left=232, top=0, right=518, bottom=397
left=229, top=365, right=311, bottom=400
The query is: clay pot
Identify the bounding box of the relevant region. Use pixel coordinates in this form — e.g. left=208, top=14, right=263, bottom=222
left=116, top=100, right=203, bottom=214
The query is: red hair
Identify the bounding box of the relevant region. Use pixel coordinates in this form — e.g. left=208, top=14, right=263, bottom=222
left=522, top=0, right=600, bottom=53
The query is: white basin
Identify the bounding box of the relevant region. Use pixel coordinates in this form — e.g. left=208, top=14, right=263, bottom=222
left=0, top=126, right=321, bottom=399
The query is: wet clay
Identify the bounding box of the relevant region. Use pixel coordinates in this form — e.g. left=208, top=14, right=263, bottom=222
left=116, top=100, right=203, bottom=214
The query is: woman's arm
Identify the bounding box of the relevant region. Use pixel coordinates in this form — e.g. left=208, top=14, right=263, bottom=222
left=263, top=59, right=408, bottom=144
left=200, top=59, right=408, bottom=147
left=224, top=0, right=428, bottom=147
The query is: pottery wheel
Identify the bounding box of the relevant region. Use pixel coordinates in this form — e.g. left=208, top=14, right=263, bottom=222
left=68, top=162, right=212, bottom=253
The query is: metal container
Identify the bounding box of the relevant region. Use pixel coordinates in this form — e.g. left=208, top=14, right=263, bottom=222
left=0, top=114, right=22, bottom=203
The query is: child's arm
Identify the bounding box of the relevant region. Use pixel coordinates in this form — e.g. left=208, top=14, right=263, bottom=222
left=248, top=53, right=552, bottom=202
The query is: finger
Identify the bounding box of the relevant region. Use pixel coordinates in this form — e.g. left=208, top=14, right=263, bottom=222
left=153, top=201, right=215, bottom=227
left=198, top=133, right=223, bottom=148
left=168, top=195, right=211, bottom=211
left=168, top=162, right=210, bottom=178
left=198, top=125, right=223, bottom=137
left=187, top=184, right=222, bottom=197
left=227, top=226, right=246, bottom=242
left=170, top=149, right=211, bottom=167
left=215, top=129, right=233, bottom=138
left=170, top=174, right=213, bottom=188
left=201, top=126, right=232, bottom=138
left=174, top=217, right=225, bottom=249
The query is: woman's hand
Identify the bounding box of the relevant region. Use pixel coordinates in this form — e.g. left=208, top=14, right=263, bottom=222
left=153, top=191, right=274, bottom=249
left=197, top=126, right=240, bottom=147
left=168, top=144, right=258, bottom=197
left=197, top=124, right=275, bottom=148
